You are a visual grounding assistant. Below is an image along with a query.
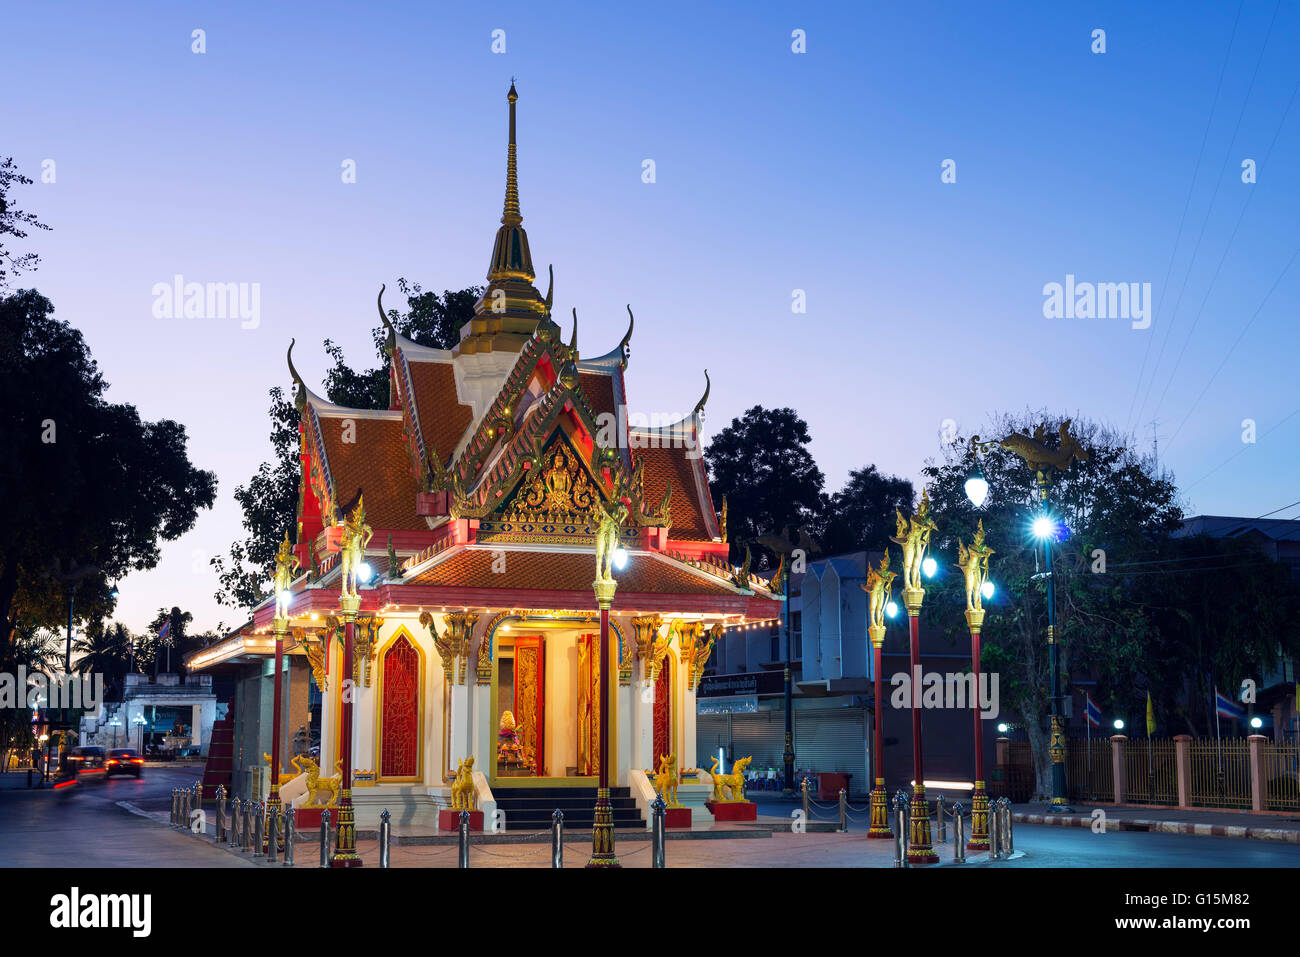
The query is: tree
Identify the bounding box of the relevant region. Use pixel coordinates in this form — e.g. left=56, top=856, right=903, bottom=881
left=0, top=623, right=60, bottom=771
left=921, top=414, right=1184, bottom=799
left=704, top=406, right=825, bottom=568
left=817, top=465, right=914, bottom=556
left=72, top=621, right=133, bottom=700
left=0, top=289, right=217, bottom=657
left=211, top=280, right=481, bottom=610
left=0, top=158, right=50, bottom=291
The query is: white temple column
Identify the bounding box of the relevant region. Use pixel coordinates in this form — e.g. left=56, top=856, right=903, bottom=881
left=449, top=681, right=471, bottom=768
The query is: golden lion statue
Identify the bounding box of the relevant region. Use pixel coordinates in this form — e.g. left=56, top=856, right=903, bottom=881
left=290, top=755, right=341, bottom=808
left=708, top=755, right=752, bottom=803
left=450, top=757, right=477, bottom=811
left=654, top=752, right=680, bottom=807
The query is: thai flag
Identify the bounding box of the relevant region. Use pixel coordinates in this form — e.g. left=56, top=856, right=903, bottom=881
left=158, top=618, right=171, bottom=643
left=1215, top=689, right=1245, bottom=721
left=1085, top=693, right=1102, bottom=728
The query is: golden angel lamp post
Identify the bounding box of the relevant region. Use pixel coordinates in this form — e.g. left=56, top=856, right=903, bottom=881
left=955, top=520, right=995, bottom=850
left=969, top=420, right=1087, bottom=813
left=588, top=489, right=628, bottom=868
left=860, top=553, right=898, bottom=839
left=330, top=496, right=373, bottom=867
left=891, top=490, right=940, bottom=864
left=265, top=531, right=298, bottom=852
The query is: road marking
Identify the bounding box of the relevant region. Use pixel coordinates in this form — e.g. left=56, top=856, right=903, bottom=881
left=116, top=800, right=168, bottom=824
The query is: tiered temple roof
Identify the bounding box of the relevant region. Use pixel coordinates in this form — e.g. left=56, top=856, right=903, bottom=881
left=254, top=85, right=779, bottom=632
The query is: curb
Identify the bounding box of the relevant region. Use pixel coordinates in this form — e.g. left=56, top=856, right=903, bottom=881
left=1013, top=811, right=1300, bottom=844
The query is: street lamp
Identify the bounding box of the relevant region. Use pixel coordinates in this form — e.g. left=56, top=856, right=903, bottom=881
left=331, top=497, right=371, bottom=867
left=108, top=716, right=122, bottom=749
left=1250, top=716, right=1263, bottom=730
left=954, top=519, right=995, bottom=850
left=266, top=531, right=298, bottom=854
left=969, top=420, right=1087, bottom=813
left=890, top=489, right=939, bottom=864
left=133, top=714, right=148, bottom=751
left=861, top=553, right=899, bottom=839
left=589, top=494, right=627, bottom=868
left=1113, top=719, right=1125, bottom=731
left=964, top=462, right=989, bottom=508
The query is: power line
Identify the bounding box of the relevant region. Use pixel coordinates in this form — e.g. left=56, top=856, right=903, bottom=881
left=1181, top=401, right=1300, bottom=491
left=1137, top=0, right=1282, bottom=431
left=1126, top=0, right=1245, bottom=437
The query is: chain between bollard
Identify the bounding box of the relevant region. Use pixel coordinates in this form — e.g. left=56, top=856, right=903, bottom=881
left=458, top=810, right=470, bottom=868
left=379, top=809, right=392, bottom=868
left=952, top=802, right=966, bottom=864
left=283, top=806, right=296, bottom=867
left=319, top=809, right=331, bottom=868
left=651, top=794, right=667, bottom=868
left=551, top=809, right=564, bottom=868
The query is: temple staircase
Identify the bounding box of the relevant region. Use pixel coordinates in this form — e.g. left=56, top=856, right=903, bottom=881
left=199, top=710, right=234, bottom=799
left=491, top=786, right=645, bottom=831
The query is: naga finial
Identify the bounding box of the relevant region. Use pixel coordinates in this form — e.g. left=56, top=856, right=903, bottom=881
left=619, top=305, right=635, bottom=368
left=569, top=306, right=579, bottom=355
left=287, top=338, right=307, bottom=413
left=693, top=369, right=711, bottom=416
left=544, top=264, right=554, bottom=314
left=377, top=283, right=397, bottom=357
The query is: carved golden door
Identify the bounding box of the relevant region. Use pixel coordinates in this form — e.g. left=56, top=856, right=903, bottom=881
left=577, top=633, right=600, bottom=776
left=513, top=636, right=545, bottom=777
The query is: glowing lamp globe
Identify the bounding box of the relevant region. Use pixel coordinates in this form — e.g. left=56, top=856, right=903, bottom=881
left=1250, top=716, right=1263, bottom=729
left=1032, top=515, right=1056, bottom=540
left=613, top=547, right=629, bottom=571
left=1113, top=719, right=1125, bottom=731
left=964, top=468, right=989, bottom=508
left=921, top=556, right=937, bottom=578
left=357, top=562, right=374, bottom=584
left=885, top=601, right=899, bottom=619
left=980, top=580, right=995, bottom=600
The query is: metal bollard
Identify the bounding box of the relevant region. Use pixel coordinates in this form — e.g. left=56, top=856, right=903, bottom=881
left=283, top=807, right=296, bottom=866
left=458, top=810, right=470, bottom=868
left=319, top=809, right=331, bottom=868
left=988, top=801, right=1001, bottom=859
left=193, top=781, right=203, bottom=817
left=936, top=794, right=947, bottom=843
left=379, top=809, right=392, bottom=868
left=215, top=786, right=226, bottom=843
left=952, top=803, right=966, bottom=863
left=890, top=791, right=907, bottom=868
left=243, top=801, right=254, bottom=852
left=551, top=809, right=564, bottom=868
left=838, top=788, right=847, bottom=832
left=267, top=805, right=280, bottom=863
left=183, top=788, right=192, bottom=830
left=651, top=794, right=667, bottom=868
left=1001, top=798, right=1014, bottom=855
left=801, top=778, right=810, bottom=824
left=169, top=789, right=177, bottom=827
left=253, top=803, right=265, bottom=857
left=227, top=798, right=237, bottom=847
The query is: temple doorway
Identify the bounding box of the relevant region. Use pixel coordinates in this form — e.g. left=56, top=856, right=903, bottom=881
left=495, top=635, right=545, bottom=777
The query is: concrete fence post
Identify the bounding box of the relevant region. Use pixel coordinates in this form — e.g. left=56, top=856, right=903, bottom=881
left=1173, top=735, right=1192, bottom=808
left=1110, top=735, right=1127, bottom=805
left=1248, top=734, right=1267, bottom=812
left=995, top=736, right=1010, bottom=767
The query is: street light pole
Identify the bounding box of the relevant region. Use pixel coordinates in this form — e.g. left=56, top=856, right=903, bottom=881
left=956, top=520, right=995, bottom=850
left=969, top=421, right=1086, bottom=814
left=861, top=553, right=897, bottom=838
left=782, top=583, right=794, bottom=797
left=330, top=497, right=370, bottom=868
left=892, top=490, right=938, bottom=864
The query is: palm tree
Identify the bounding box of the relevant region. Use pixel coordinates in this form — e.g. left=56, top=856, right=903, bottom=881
left=72, top=622, right=132, bottom=698
left=0, top=624, right=60, bottom=771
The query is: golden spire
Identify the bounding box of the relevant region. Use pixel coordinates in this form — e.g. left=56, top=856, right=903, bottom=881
left=457, top=82, right=547, bottom=356
left=502, top=82, right=521, bottom=227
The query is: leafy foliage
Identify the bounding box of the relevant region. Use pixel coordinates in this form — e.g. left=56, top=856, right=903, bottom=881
left=0, top=157, right=50, bottom=291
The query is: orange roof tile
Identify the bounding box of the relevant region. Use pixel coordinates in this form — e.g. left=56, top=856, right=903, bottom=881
left=408, top=548, right=735, bottom=595
left=319, top=415, right=425, bottom=531
left=635, top=445, right=714, bottom=541
left=407, top=360, right=473, bottom=464
left=578, top=371, right=616, bottom=418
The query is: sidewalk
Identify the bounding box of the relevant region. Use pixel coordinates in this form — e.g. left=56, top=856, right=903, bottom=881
left=1014, top=801, right=1300, bottom=843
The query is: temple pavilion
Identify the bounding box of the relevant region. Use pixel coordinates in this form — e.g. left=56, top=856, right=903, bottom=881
left=189, top=85, right=782, bottom=829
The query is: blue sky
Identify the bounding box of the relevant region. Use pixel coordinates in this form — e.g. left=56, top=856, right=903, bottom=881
left=5, top=0, right=1299, bottom=634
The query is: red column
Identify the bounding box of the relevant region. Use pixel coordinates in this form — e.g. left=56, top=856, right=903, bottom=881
left=265, top=626, right=286, bottom=851
left=867, top=638, right=891, bottom=837
left=907, top=611, right=937, bottom=863
left=330, top=613, right=361, bottom=867
left=587, top=594, right=620, bottom=867
left=968, top=626, right=989, bottom=849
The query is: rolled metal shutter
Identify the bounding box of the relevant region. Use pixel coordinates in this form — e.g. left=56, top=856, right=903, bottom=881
left=696, top=715, right=731, bottom=766
left=794, top=708, right=868, bottom=795
left=729, top=711, right=787, bottom=771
